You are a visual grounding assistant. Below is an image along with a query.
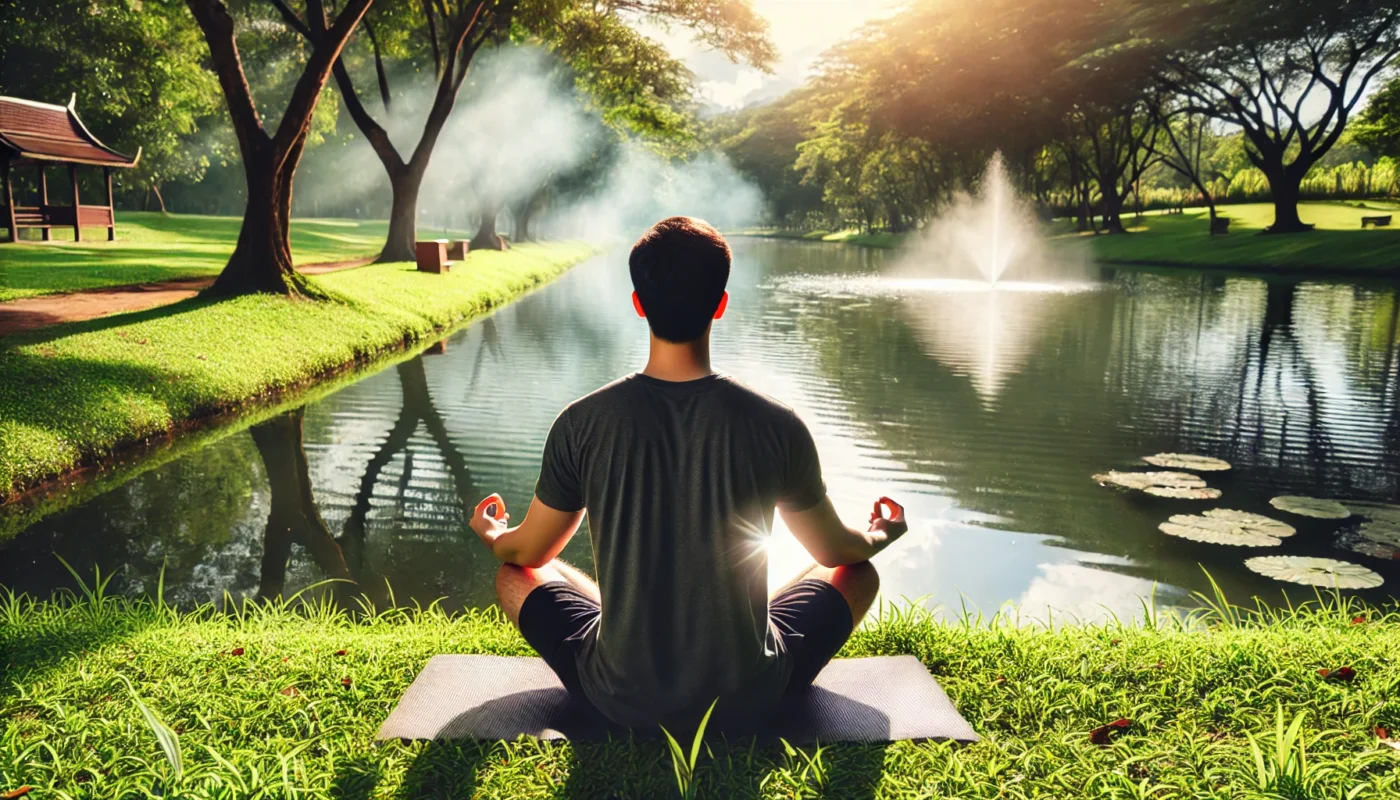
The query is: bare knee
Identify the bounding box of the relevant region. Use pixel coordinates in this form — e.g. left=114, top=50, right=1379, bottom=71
left=829, top=561, right=880, bottom=626
left=495, top=563, right=542, bottom=626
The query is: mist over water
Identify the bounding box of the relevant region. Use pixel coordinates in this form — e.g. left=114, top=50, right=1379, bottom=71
left=294, top=45, right=763, bottom=239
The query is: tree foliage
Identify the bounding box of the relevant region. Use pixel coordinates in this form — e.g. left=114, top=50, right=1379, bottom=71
left=0, top=0, right=223, bottom=203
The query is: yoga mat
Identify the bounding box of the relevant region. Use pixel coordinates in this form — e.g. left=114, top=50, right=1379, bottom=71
left=376, top=655, right=979, bottom=744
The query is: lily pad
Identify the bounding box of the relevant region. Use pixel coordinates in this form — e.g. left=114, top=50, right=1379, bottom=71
left=1093, top=470, right=1222, bottom=500
left=1244, top=556, right=1383, bottom=589
left=1336, top=531, right=1400, bottom=561
left=1347, top=502, right=1400, bottom=547
left=1158, top=510, right=1295, bottom=546
left=1269, top=496, right=1351, bottom=520
left=1143, top=453, right=1231, bottom=472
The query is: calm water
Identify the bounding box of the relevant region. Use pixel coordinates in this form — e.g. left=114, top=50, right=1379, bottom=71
left=2, top=240, right=1398, bottom=618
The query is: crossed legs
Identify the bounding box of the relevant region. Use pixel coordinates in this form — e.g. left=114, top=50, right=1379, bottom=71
left=495, top=560, right=599, bottom=626
left=494, top=558, right=879, bottom=628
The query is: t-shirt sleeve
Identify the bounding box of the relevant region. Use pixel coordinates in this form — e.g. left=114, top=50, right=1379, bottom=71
left=777, top=411, right=827, bottom=512
left=534, top=408, right=585, bottom=512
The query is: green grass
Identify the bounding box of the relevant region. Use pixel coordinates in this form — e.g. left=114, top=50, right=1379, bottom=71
left=1069, top=201, right=1400, bottom=272
left=741, top=202, right=1400, bottom=271
left=0, top=212, right=477, bottom=301
left=0, top=241, right=601, bottom=503
left=4, top=581, right=1399, bottom=798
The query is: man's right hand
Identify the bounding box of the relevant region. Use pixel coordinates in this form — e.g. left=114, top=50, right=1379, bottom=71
left=868, top=496, right=908, bottom=543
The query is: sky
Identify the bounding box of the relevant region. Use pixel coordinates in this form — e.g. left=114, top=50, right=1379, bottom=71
left=647, top=0, right=902, bottom=112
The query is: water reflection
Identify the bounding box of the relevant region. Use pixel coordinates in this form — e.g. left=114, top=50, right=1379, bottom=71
left=1, top=241, right=1398, bottom=619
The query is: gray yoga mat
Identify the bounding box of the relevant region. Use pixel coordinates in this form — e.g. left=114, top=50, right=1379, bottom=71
left=375, top=655, right=979, bottom=745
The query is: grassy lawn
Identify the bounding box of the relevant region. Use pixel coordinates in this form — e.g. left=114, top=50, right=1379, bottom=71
left=0, top=241, right=600, bottom=502
left=1071, top=201, right=1400, bottom=272
left=4, top=588, right=1399, bottom=798
left=740, top=202, right=1400, bottom=272
left=0, top=212, right=475, bottom=302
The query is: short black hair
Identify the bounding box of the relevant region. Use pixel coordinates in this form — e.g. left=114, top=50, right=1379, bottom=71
left=629, top=216, right=732, bottom=343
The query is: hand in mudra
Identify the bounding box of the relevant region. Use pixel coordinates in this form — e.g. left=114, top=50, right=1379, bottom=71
left=471, top=493, right=510, bottom=545
left=869, top=496, right=908, bottom=542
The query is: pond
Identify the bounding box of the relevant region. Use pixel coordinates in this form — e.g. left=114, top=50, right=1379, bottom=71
left=2, top=239, right=1398, bottom=619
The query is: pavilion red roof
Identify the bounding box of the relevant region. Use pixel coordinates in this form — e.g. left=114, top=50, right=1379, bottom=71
left=0, top=95, right=140, bottom=169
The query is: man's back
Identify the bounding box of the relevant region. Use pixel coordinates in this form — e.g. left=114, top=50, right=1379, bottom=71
left=534, top=373, right=825, bottom=726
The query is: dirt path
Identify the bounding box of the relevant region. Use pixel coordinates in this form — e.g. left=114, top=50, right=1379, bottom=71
left=0, top=257, right=376, bottom=337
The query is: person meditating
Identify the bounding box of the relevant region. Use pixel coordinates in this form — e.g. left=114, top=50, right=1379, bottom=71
left=468, top=216, right=908, bottom=732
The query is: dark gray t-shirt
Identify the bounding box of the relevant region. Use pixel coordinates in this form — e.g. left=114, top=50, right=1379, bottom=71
left=534, top=372, right=826, bottom=727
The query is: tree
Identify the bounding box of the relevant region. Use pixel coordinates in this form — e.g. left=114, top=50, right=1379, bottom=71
left=275, top=0, right=772, bottom=259
left=1353, top=75, right=1400, bottom=157
left=1150, top=0, right=1400, bottom=233
left=1070, top=99, right=1161, bottom=234
left=186, top=0, right=374, bottom=296
left=0, top=1, right=223, bottom=212
left=1150, top=96, right=1223, bottom=230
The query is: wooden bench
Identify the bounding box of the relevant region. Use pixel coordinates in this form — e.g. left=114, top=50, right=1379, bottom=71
left=1210, top=216, right=1230, bottom=236
left=445, top=239, right=469, bottom=260
left=415, top=240, right=453, bottom=274
left=1362, top=215, right=1392, bottom=229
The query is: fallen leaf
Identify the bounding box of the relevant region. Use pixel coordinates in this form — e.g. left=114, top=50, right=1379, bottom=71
left=229, top=647, right=245, bottom=656
left=2, top=788, right=34, bottom=799
left=280, top=687, right=300, bottom=697
left=1377, top=727, right=1390, bottom=739
left=335, top=649, right=348, bottom=656
left=1318, top=667, right=1357, bottom=682
left=1090, top=718, right=1132, bottom=745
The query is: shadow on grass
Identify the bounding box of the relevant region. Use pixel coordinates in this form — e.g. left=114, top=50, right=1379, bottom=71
left=365, top=735, right=889, bottom=799
left=3, top=291, right=223, bottom=347
left=0, top=595, right=166, bottom=706
left=390, top=741, right=489, bottom=799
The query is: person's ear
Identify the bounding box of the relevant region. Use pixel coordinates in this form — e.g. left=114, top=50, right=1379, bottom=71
left=632, top=291, right=646, bottom=318
left=713, top=291, right=729, bottom=320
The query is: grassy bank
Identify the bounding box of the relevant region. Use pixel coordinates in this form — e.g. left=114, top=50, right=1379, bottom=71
left=1078, top=202, right=1400, bottom=273
left=739, top=201, right=1400, bottom=273
left=4, top=587, right=1399, bottom=798
left=0, top=242, right=599, bottom=504
left=0, top=213, right=465, bottom=302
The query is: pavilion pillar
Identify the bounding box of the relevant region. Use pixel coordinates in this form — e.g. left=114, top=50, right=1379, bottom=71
left=2, top=165, right=15, bottom=243
left=69, top=164, right=81, bottom=242
left=104, top=167, right=115, bottom=241
left=38, top=166, right=50, bottom=241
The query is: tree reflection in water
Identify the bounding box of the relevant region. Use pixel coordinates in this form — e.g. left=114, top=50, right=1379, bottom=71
left=248, top=408, right=354, bottom=601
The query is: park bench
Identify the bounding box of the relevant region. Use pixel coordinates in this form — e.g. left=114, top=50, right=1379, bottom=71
left=1210, top=216, right=1230, bottom=236
left=415, top=239, right=470, bottom=273
left=1361, top=215, right=1392, bottom=228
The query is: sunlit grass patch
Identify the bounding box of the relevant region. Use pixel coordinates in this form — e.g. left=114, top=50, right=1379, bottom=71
left=0, top=212, right=479, bottom=301
left=3, top=581, right=1399, bottom=798
left=0, top=242, right=601, bottom=506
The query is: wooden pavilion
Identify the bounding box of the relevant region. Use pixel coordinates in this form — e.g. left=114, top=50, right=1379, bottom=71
left=0, top=94, right=141, bottom=243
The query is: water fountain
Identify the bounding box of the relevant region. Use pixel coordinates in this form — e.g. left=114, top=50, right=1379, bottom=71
left=770, top=153, right=1096, bottom=404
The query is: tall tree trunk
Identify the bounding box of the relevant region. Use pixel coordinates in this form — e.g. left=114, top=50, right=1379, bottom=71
left=187, top=0, right=374, bottom=297
left=1076, top=178, right=1090, bottom=233
left=471, top=201, right=507, bottom=250
left=513, top=201, right=533, bottom=242
left=381, top=166, right=426, bottom=262
left=1101, top=189, right=1127, bottom=234
left=1264, top=169, right=1311, bottom=234
left=210, top=150, right=313, bottom=295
